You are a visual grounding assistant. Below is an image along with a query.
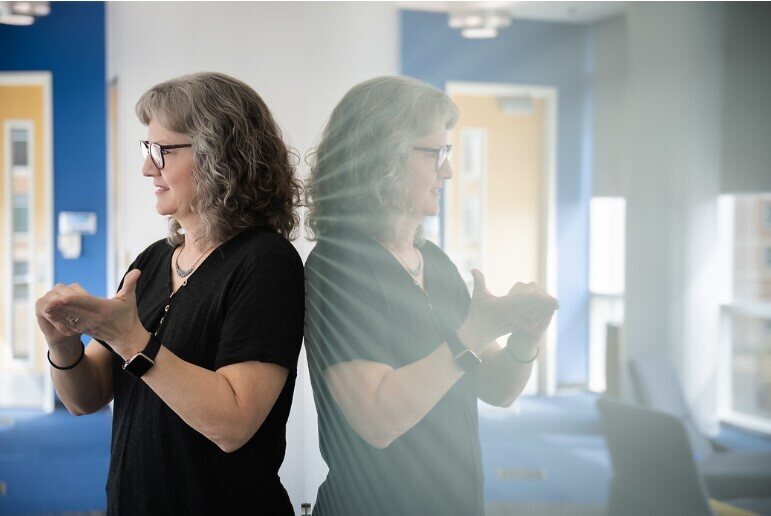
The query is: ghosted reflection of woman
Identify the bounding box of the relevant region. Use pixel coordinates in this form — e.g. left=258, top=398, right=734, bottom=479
left=304, top=76, right=559, bottom=516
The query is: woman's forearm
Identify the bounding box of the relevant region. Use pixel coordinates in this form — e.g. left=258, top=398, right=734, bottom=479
left=376, top=343, right=466, bottom=445
left=330, top=342, right=465, bottom=449
left=50, top=338, right=112, bottom=415
left=476, top=339, right=538, bottom=407
left=138, top=344, right=285, bottom=453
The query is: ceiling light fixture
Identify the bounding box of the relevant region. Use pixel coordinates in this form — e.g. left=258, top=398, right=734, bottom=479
left=0, top=1, right=50, bottom=26
left=449, top=9, right=512, bottom=39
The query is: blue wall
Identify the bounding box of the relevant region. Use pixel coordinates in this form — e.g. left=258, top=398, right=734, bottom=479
left=401, top=11, right=592, bottom=386
left=0, top=2, right=107, bottom=298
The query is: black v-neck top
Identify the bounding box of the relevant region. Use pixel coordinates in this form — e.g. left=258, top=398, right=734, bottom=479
left=99, top=226, right=304, bottom=515
left=305, top=228, right=484, bottom=516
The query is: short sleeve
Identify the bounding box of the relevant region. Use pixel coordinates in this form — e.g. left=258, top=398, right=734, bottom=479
left=452, top=264, right=471, bottom=329
left=423, top=240, right=470, bottom=332
left=215, top=253, right=304, bottom=371
left=305, top=252, right=395, bottom=372
left=94, top=245, right=155, bottom=352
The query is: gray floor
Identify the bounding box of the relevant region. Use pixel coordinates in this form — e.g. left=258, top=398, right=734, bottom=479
left=486, top=502, right=605, bottom=516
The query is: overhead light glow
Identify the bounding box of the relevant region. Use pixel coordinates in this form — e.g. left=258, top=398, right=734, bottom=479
left=461, top=27, right=498, bottom=39
left=0, top=13, right=33, bottom=25
left=449, top=9, right=511, bottom=39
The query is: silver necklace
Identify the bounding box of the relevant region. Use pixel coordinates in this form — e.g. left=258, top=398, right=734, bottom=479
left=395, top=247, right=423, bottom=278
left=174, top=244, right=213, bottom=278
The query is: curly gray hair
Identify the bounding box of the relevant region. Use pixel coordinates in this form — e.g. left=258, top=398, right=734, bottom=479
left=304, top=75, right=458, bottom=243
left=136, top=72, right=301, bottom=247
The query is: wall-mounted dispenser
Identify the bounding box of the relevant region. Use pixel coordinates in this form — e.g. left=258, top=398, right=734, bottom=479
left=57, top=211, right=97, bottom=259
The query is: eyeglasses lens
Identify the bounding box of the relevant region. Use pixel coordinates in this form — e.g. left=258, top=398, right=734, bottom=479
left=150, top=143, right=164, bottom=170
left=437, top=146, right=451, bottom=170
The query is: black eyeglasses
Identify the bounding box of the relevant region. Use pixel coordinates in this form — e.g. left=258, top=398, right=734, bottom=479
left=413, top=144, right=453, bottom=171
left=140, top=140, right=192, bottom=170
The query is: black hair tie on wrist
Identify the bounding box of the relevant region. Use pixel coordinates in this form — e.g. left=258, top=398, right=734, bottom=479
left=506, top=332, right=539, bottom=363
left=507, top=344, right=539, bottom=363
left=48, top=343, right=85, bottom=370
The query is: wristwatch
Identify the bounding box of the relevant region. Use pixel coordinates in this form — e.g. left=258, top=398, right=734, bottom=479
left=445, top=330, right=483, bottom=373
left=123, top=332, right=162, bottom=378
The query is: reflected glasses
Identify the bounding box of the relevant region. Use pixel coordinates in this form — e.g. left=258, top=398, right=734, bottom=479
left=413, top=144, right=452, bottom=171
left=140, top=140, right=192, bottom=170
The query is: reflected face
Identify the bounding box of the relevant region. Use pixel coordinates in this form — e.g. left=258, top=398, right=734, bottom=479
left=141, top=118, right=196, bottom=220
left=406, top=126, right=453, bottom=218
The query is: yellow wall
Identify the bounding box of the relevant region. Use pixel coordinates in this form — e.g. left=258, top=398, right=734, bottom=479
left=447, top=94, right=545, bottom=296
left=0, top=85, right=48, bottom=371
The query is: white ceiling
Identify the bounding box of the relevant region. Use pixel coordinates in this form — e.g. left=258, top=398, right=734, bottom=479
left=398, top=1, right=627, bottom=25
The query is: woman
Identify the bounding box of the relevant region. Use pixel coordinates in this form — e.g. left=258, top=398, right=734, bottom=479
left=304, top=76, right=559, bottom=516
left=35, top=72, right=304, bottom=514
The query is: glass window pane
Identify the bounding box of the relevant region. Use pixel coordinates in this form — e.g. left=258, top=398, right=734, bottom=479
left=590, top=197, right=626, bottom=295
left=730, top=313, right=771, bottom=420
left=733, top=194, right=771, bottom=302
left=12, top=195, right=29, bottom=233
left=12, top=295, right=30, bottom=359
left=13, top=283, right=29, bottom=301
left=11, top=129, right=29, bottom=167
left=13, top=261, right=29, bottom=277
left=8, top=126, right=33, bottom=361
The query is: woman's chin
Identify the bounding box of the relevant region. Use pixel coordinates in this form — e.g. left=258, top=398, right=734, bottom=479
left=155, top=204, right=176, bottom=217
left=422, top=205, right=441, bottom=217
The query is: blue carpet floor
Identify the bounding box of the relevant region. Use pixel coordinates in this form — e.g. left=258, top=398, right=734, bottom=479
left=1, top=394, right=769, bottom=514
left=480, top=393, right=612, bottom=505
left=0, top=407, right=111, bottom=514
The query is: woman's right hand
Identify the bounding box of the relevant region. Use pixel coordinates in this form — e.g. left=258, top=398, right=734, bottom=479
left=457, top=270, right=558, bottom=354
left=36, top=284, right=85, bottom=350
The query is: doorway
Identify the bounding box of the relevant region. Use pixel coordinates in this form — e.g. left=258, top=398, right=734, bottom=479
left=0, top=72, right=54, bottom=412
left=444, top=81, right=558, bottom=397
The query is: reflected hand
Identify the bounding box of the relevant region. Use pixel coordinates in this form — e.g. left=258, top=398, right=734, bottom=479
left=506, top=281, right=558, bottom=344
left=457, top=271, right=558, bottom=354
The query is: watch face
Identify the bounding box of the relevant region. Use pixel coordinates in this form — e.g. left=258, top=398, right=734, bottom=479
left=123, top=353, right=154, bottom=378
left=455, top=349, right=482, bottom=373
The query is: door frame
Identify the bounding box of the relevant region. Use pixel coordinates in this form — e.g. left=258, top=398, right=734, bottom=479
left=446, top=81, right=558, bottom=396
left=0, top=71, right=54, bottom=412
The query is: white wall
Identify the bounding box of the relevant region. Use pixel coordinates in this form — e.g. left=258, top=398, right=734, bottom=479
left=621, top=3, right=724, bottom=434
left=592, top=4, right=771, bottom=433
left=720, top=3, right=771, bottom=194
left=591, top=15, right=626, bottom=198
left=107, top=2, right=398, bottom=511
left=593, top=3, right=771, bottom=198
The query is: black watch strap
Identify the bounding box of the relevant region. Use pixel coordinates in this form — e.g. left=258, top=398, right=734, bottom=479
left=122, top=332, right=161, bottom=378
left=445, top=330, right=482, bottom=373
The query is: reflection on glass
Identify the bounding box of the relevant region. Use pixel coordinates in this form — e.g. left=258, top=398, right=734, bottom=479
left=733, top=194, right=771, bottom=302
left=456, top=128, right=487, bottom=287
left=588, top=197, right=626, bottom=392
left=731, top=313, right=771, bottom=420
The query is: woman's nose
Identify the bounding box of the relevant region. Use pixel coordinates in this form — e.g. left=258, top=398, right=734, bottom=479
left=439, top=159, right=453, bottom=179
left=141, top=155, right=158, bottom=177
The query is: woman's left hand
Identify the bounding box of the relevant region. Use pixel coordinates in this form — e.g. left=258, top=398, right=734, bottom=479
left=40, top=270, right=149, bottom=359
left=506, top=281, right=558, bottom=342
